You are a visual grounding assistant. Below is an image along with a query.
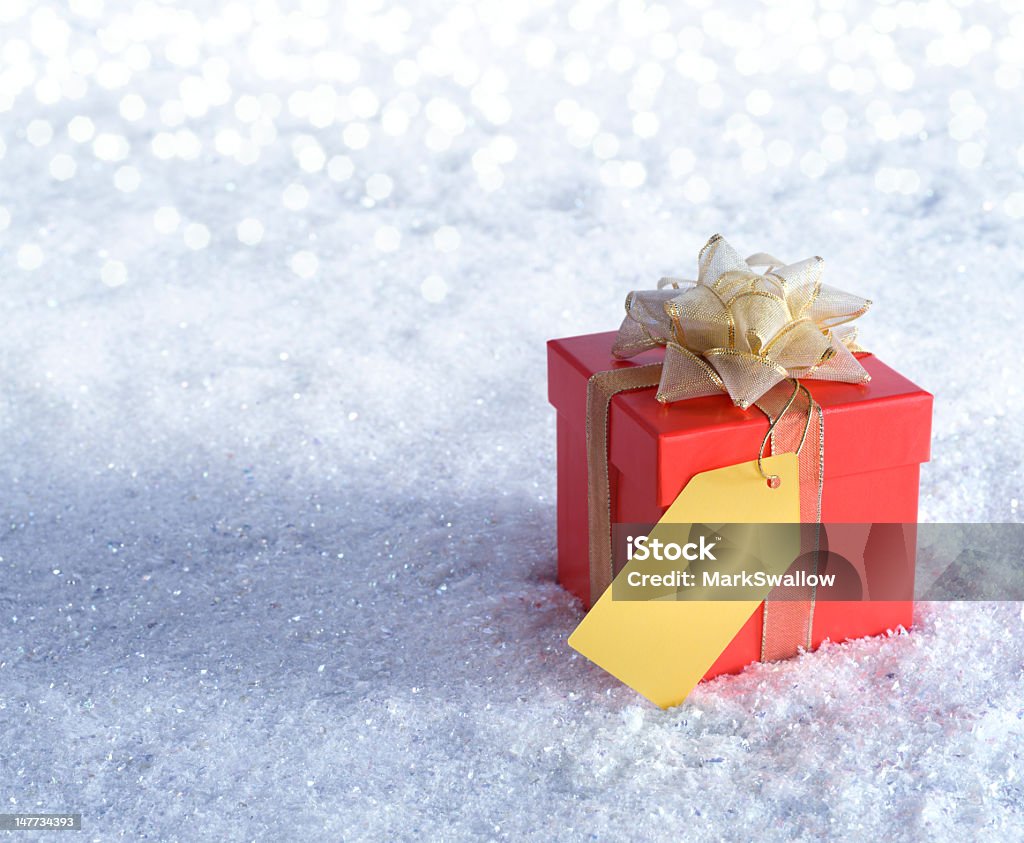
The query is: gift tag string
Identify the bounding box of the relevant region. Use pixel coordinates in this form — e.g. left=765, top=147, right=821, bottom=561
left=757, top=378, right=814, bottom=488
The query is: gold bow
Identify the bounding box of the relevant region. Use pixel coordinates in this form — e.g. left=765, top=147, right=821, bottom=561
left=612, top=234, right=871, bottom=409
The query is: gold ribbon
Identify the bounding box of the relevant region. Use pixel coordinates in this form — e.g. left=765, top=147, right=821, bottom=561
left=587, top=235, right=871, bottom=662
left=612, top=234, right=871, bottom=409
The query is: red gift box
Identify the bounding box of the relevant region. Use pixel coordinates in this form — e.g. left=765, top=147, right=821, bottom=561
left=548, top=330, right=933, bottom=680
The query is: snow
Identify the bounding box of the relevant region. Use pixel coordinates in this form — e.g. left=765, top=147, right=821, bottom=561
left=2, top=0, right=1023, bottom=839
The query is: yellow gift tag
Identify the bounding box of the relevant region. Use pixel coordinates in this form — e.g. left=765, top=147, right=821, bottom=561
left=568, top=453, right=801, bottom=709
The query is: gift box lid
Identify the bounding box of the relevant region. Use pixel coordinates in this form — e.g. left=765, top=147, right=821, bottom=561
left=548, top=331, right=932, bottom=508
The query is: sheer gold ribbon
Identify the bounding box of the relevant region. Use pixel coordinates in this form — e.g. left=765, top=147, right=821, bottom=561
left=587, top=235, right=871, bottom=662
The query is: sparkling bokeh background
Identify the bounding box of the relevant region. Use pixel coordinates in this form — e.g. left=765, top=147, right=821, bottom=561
left=2, top=0, right=1023, bottom=839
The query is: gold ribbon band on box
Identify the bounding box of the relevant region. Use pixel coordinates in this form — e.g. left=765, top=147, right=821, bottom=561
left=586, top=235, right=871, bottom=662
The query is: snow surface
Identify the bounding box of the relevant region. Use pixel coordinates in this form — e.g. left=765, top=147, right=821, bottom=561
left=2, top=0, right=1023, bottom=840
